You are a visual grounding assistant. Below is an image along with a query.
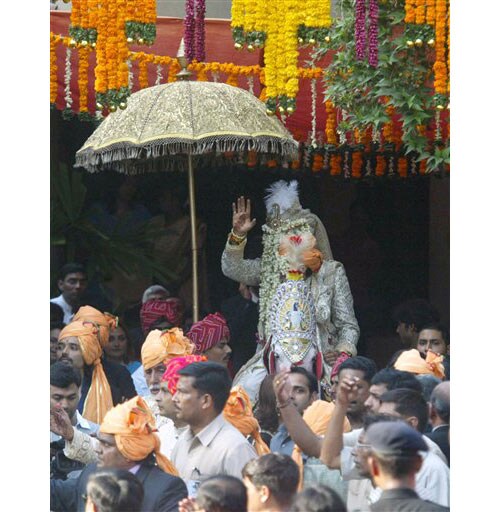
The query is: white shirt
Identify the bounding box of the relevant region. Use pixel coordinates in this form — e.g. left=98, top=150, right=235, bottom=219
left=157, top=420, right=188, bottom=459
left=171, top=413, right=257, bottom=486
left=50, top=295, right=74, bottom=324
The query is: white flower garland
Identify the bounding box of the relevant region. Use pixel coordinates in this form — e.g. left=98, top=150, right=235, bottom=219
left=259, top=217, right=313, bottom=337
left=247, top=75, right=254, bottom=95
left=155, top=64, right=163, bottom=85
left=64, top=47, right=73, bottom=110
left=310, top=78, right=317, bottom=148
left=127, top=59, right=133, bottom=90
left=434, top=110, right=441, bottom=141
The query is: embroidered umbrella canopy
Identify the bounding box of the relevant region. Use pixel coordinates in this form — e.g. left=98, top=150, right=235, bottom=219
left=75, top=69, right=298, bottom=322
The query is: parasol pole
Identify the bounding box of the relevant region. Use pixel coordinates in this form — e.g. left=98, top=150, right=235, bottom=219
left=177, top=39, right=199, bottom=322
left=187, top=153, right=199, bottom=323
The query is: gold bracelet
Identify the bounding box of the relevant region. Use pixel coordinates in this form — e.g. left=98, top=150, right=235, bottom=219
left=230, top=229, right=247, bottom=241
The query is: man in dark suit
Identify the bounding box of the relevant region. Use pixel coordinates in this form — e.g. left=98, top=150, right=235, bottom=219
left=50, top=397, right=187, bottom=512
left=365, top=421, right=449, bottom=512
left=427, top=381, right=450, bottom=465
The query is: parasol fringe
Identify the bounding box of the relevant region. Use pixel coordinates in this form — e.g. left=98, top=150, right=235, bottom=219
left=75, top=134, right=298, bottom=173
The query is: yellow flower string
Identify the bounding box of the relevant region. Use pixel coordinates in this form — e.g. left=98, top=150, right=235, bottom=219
left=404, top=0, right=417, bottom=23
left=70, top=0, right=82, bottom=29
left=231, top=0, right=245, bottom=28
left=50, top=36, right=58, bottom=104
left=233, top=0, right=331, bottom=113
left=139, top=58, right=149, bottom=89
left=78, top=46, right=90, bottom=112
left=433, top=0, right=448, bottom=94
left=415, top=0, right=426, bottom=24
left=325, top=100, right=336, bottom=144
left=95, top=0, right=109, bottom=94
left=425, top=0, right=435, bottom=25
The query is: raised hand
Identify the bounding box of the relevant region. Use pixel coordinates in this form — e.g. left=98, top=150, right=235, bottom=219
left=336, top=375, right=361, bottom=409
left=232, top=196, right=256, bottom=237
left=50, top=405, right=74, bottom=441
left=273, top=370, right=292, bottom=406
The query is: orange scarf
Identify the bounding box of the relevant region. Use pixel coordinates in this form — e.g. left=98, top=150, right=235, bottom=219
left=291, top=400, right=351, bottom=489
left=99, top=396, right=179, bottom=475
left=73, top=305, right=118, bottom=347
left=141, top=328, right=194, bottom=370
left=394, top=349, right=445, bottom=379
left=223, top=386, right=270, bottom=456
left=59, top=321, right=113, bottom=424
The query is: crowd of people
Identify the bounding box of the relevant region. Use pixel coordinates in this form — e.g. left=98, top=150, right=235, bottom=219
left=50, top=184, right=450, bottom=512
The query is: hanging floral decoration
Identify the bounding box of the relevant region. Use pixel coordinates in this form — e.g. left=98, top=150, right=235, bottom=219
left=230, top=0, right=331, bottom=114
left=69, top=0, right=98, bottom=46
left=50, top=35, right=59, bottom=105
left=354, top=0, right=379, bottom=67
left=125, top=0, right=157, bottom=45
left=404, top=0, right=449, bottom=105
left=195, top=0, right=206, bottom=62
left=63, top=47, right=74, bottom=119
left=184, top=0, right=206, bottom=62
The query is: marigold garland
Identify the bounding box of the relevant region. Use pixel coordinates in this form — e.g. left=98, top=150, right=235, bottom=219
left=404, top=0, right=416, bottom=23
left=351, top=150, right=363, bottom=178
left=415, top=0, right=426, bottom=24
left=50, top=37, right=58, bottom=104
left=231, top=0, right=331, bottom=114
left=375, top=155, right=386, bottom=176
left=78, top=46, right=90, bottom=113
left=329, top=153, right=342, bottom=175
left=325, top=100, right=337, bottom=144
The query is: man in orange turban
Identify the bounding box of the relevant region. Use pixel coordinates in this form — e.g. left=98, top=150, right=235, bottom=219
left=50, top=396, right=188, bottom=512
left=57, top=321, right=136, bottom=424
left=73, top=305, right=118, bottom=347
left=394, top=349, right=445, bottom=380
left=130, top=328, right=195, bottom=442
left=223, top=385, right=270, bottom=456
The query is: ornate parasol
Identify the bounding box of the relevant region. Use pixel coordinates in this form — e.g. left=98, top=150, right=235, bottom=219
left=75, top=57, right=298, bottom=322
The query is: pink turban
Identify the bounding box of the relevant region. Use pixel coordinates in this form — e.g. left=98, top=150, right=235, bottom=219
left=161, top=355, right=207, bottom=394
left=187, top=313, right=230, bottom=354
left=140, top=299, right=184, bottom=335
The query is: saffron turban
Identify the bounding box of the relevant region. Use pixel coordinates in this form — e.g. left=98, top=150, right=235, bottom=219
left=291, top=400, right=351, bottom=490
left=187, top=313, right=230, bottom=354
left=73, top=305, right=118, bottom=348
left=59, top=321, right=113, bottom=424
left=394, top=349, right=445, bottom=379
left=223, top=386, right=270, bottom=456
left=141, top=328, right=194, bottom=371
left=162, top=355, right=207, bottom=394
left=140, top=298, right=184, bottom=335
left=99, top=396, right=178, bottom=475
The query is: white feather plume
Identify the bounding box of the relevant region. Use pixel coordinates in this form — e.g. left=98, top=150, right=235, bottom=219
left=264, top=180, right=300, bottom=214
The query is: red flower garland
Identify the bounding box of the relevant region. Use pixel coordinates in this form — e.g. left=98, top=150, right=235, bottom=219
left=195, top=0, right=206, bottom=62
left=355, top=0, right=367, bottom=60
left=368, top=0, right=378, bottom=67
left=184, top=0, right=196, bottom=62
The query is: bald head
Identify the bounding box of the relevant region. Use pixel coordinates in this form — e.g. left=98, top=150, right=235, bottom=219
left=430, top=381, right=450, bottom=424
